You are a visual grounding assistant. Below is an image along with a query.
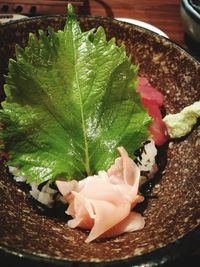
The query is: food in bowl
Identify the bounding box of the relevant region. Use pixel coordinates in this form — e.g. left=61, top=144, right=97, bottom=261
left=0, top=4, right=199, bottom=265
left=1, top=4, right=199, bottom=243
left=0, top=5, right=171, bottom=242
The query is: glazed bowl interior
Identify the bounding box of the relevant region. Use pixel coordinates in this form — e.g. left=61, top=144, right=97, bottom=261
left=0, top=15, right=200, bottom=267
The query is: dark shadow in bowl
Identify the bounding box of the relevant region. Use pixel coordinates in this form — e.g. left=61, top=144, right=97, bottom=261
left=0, top=14, right=200, bottom=267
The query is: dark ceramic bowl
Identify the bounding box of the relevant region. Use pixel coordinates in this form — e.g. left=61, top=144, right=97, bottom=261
left=181, top=0, right=200, bottom=44
left=0, top=15, right=200, bottom=267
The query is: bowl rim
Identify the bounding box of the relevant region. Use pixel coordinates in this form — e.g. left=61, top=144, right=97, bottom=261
left=1, top=12, right=199, bottom=65
left=1, top=224, right=200, bottom=266
left=0, top=14, right=200, bottom=266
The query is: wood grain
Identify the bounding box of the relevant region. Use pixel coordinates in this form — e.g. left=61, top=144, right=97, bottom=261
left=0, top=0, right=188, bottom=48
left=83, top=0, right=185, bottom=48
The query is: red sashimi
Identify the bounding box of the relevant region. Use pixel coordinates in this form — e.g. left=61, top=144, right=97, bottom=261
left=137, top=77, right=168, bottom=145
left=137, top=77, right=164, bottom=106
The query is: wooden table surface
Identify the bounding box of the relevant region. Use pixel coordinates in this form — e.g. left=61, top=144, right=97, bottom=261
left=82, top=0, right=199, bottom=59
left=83, top=0, right=185, bottom=46
left=1, top=1, right=199, bottom=58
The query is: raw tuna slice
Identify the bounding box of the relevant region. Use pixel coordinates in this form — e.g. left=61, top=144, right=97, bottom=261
left=137, top=77, right=168, bottom=145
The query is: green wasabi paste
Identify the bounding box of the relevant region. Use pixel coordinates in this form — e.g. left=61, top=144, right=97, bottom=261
left=163, top=101, right=200, bottom=138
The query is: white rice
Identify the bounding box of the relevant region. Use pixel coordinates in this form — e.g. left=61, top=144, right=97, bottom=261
left=9, top=139, right=158, bottom=208
left=9, top=166, right=27, bottom=182
left=135, top=140, right=158, bottom=185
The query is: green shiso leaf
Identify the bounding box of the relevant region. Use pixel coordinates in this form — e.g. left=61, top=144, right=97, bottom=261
left=0, top=4, right=151, bottom=184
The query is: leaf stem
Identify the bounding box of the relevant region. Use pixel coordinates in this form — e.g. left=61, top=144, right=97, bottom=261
left=72, top=33, right=90, bottom=176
